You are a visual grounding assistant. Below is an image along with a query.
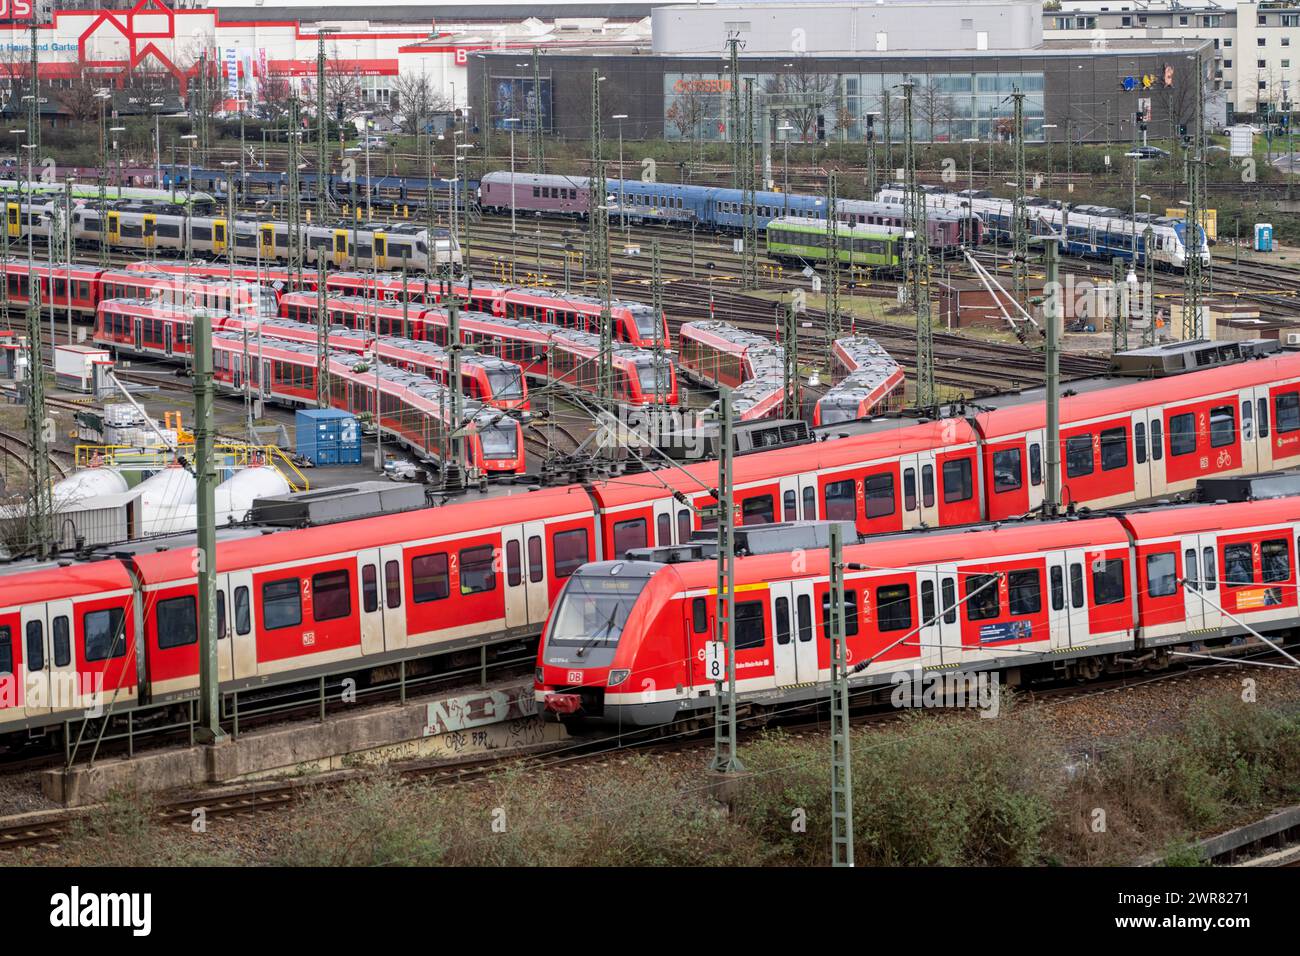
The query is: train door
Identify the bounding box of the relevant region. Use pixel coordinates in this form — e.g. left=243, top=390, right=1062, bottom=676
left=1250, top=387, right=1274, bottom=472
left=332, top=231, right=348, bottom=267
left=1024, top=430, right=1045, bottom=514
left=211, top=220, right=226, bottom=256
left=379, top=546, right=406, bottom=650
left=261, top=359, right=272, bottom=398
left=373, top=233, right=387, bottom=270
left=5, top=203, right=18, bottom=238
left=163, top=321, right=174, bottom=356
left=500, top=526, right=528, bottom=631
left=1129, top=411, right=1152, bottom=501
left=106, top=211, right=120, bottom=245
left=522, top=521, right=549, bottom=625
left=260, top=224, right=276, bottom=261
left=902, top=452, right=940, bottom=527
left=919, top=564, right=962, bottom=669
left=142, top=214, right=156, bottom=251
left=779, top=474, right=816, bottom=522
left=769, top=580, right=817, bottom=687
left=1063, top=548, right=1091, bottom=646
left=19, top=603, right=47, bottom=718
left=20, top=600, right=77, bottom=717
left=1182, top=533, right=1222, bottom=633
left=1141, top=408, right=1167, bottom=497
left=651, top=498, right=675, bottom=546
left=356, top=549, right=387, bottom=656
left=224, top=570, right=257, bottom=680
left=1046, top=552, right=1072, bottom=651
left=132, top=318, right=143, bottom=352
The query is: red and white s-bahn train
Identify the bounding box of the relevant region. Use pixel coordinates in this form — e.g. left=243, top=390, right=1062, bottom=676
left=535, top=493, right=1300, bottom=726
left=0, top=486, right=591, bottom=737
left=813, top=335, right=906, bottom=426
left=280, top=291, right=679, bottom=408
left=677, top=320, right=790, bottom=421
left=208, top=333, right=526, bottom=475
left=122, top=261, right=670, bottom=350
left=94, top=298, right=530, bottom=413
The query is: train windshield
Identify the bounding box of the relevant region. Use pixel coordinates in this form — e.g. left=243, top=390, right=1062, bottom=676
left=636, top=360, right=673, bottom=397
left=478, top=420, right=518, bottom=459
left=630, top=308, right=660, bottom=338
left=486, top=368, right=523, bottom=399
left=818, top=400, right=856, bottom=425
left=547, top=575, right=649, bottom=649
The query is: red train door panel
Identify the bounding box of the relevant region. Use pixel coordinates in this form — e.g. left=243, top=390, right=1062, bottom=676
left=1182, top=533, right=1222, bottom=633
left=770, top=579, right=817, bottom=687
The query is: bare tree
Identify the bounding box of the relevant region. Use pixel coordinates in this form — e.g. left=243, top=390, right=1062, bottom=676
left=324, top=48, right=363, bottom=125
left=916, top=81, right=957, bottom=142
left=666, top=86, right=709, bottom=140
left=764, top=59, right=837, bottom=141
left=258, top=70, right=293, bottom=124
left=56, top=68, right=103, bottom=125
left=390, top=72, right=449, bottom=135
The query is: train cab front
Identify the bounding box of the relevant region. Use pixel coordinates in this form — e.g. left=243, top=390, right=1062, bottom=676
left=535, top=560, right=659, bottom=726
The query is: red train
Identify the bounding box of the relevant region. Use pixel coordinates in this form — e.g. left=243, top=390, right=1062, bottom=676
left=280, top=291, right=678, bottom=408
left=813, top=335, right=906, bottom=426
left=0, top=259, right=273, bottom=319
left=209, top=332, right=526, bottom=475
left=535, top=492, right=1300, bottom=725
left=678, top=320, right=789, bottom=421
left=94, top=298, right=529, bottom=412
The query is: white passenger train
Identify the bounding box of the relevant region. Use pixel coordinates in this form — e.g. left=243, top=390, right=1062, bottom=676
left=876, top=184, right=1210, bottom=271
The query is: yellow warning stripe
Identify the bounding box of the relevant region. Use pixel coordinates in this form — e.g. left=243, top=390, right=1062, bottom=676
left=707, top=582, right=771, bottom=596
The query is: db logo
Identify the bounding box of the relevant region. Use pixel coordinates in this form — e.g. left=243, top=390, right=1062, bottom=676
left=302, top=630, right=316, bottom=647
left=696, top=648, right=707, bottom=661
left=454, top=49, right=468, bottom=66
left=0, top=0, right=33, bottom=18
left=566, top=670, right=582, bottom=684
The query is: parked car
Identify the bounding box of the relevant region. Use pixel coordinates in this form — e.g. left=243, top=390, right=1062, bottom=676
left=1125, top=145, right=1171, bottom=160
left=360, top=135, right=389, bottom=150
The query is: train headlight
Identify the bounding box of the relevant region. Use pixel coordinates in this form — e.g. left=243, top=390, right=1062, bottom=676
left=607, top=669, right=630, bottom=688
left=535, top=666, right=545, bottom=684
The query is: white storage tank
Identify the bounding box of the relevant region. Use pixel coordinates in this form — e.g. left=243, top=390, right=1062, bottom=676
left=137, top=465, right=198, bottom=537
left=51, top=466, right=128, bottom=505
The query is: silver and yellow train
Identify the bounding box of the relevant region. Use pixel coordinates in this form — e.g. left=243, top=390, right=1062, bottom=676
left=3, top=198, right=461, bottom=272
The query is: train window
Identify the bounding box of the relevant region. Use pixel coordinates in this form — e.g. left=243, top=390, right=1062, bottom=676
left=1223, top=543, right=1254, bottom=587
left=803, top=487, right=817, bottom=520
left=1092, top=559, right=1126, bottom=605
left=1100, top=427, right=1128, bottom=471
left=1008, top=570, right=1041, bottom=615
left=0, top=627, right=9, bottom=675
left=84, top=608, right=127, bottom=661
left=552, top=529, right=590, bottom=579
left=1146, top=553, right=1178, bottom=598
left=903, top=468, right=917, bottom=511
left=1277, top=392, right=1300, bottom=433
left=941, top=579, right=957, bottom=624
left=992, top=449, right=1022, bottom=493
left=821, top=590, right=860, bottom=637
left=942, top=459, right=973, bottom=503
left=384, top=561, right=402, bottom=608
left=783, top=490, right=798, bottom=521
left=25, top=620, right=42, bottom=671
left=533, top=187, right=540, bottom=198
left=1050, top=566, right=1065, bottom=611
left=742, top=495, right=775, bottom=525
left=775, top=596, right=791, bottom=645
left=506, top=540, right=522, bottom=587
left=262, top=579, right=303, bottom=630
left=412, top=553, right=450, bottom=603
left=796, top=594, right=813, bottom=642
left=655, top=513, right=671, bottom=546
left=692, top=597, right=708, bottom=634
left=1209, top=406, right=1235, bottom=448
left=234, top=586, right=251, bottom=635
left=1169, top=413, right=1197, bottom=456
left=864, top=474, right=894, bottom=519
left=676, top=510, right=692, bottom=545
left=824, top=479, right=856, bottom=521
left=362, top=565, right=379, bottom=613
left=217, top=590, right=227, bottom=641
left=921, top=580, right=936, bottom=623
left=1065, top=435, right=1094, bottom=477
left=157, top=596, right=198, bottom=649
left=312, top=570, right=353, bottom=622
left=1135, top=422, right=1147, bottom=464
left=1256, top=398, right=1269, bottom=438
left=877, top=585, right=912, bottom=632
left=922, top=465, right=935, bottom=507
left=966, top=574, right=1000, bottom=621
left=1184, top=550, right=1199, bottom=591
left=1150, top=418, right=1163, bottom=460
left=1069, top=564, right=1085, bottom=609
left=613, top=519, right=648, bottom=555
left=735, top=602, right=766, bottom=650
left=1262, top=539, right=1290, bottom=583
left=192, top=225, right=212, bottom=241
left=1242, top=401, right=1254, bottom=442
left=460, top=546, right=496, bottom=595
left=53, top=616, right=69, bottom=667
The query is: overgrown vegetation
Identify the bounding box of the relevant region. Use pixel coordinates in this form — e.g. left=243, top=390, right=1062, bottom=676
left=22, top=692, right=1300, bottom=867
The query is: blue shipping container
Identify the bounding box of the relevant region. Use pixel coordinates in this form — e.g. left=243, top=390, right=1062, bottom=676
left=296, top=408, right=360, bottom=464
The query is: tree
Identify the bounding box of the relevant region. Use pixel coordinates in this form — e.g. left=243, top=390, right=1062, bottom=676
left=764, top=58, right=837, bottom=142
left=390, top=71, right=449, bottom=135
left=55, top=68, right=103, bottom=125
left=916, top=81, right=957, bottom=143
left=665, top=86, right=709, bottom=140
left=324, top=48, right=363, bottom=126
